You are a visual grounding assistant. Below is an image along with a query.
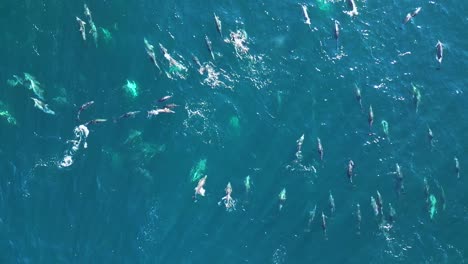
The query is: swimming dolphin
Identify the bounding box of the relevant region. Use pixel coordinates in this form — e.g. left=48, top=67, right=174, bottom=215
left=370, top=196, right=378, bottom=216
left=368, top=105, right=374, bottom=128
left=388, top=203, right=396, bottom=222
left=395, top=163, right=404, bottom=194
left=76, top=17, right=87, bottom=40
left=164, top=103, right=179, bottom=109
left=301, top=4, right=312, bottom=29
left=376, top=190, right=383, bottom=215
left=356, top=203, right=362, bottom=234
left=244, top=175, right=252, bottom=202
left=305, top=204, right=317, bottom=232
left=24, top=73, right=45, bottom=100
left=317, top=137, right=324, bottom=161
left=84, top=118, right=107, bottom=126
left=455, top=156, right=460, bottom=179
left=157, top=95, right=173, bottom=103
left=279, top=188, right=286, bottom=211
left=77, top=101, right=94, bottom=120
left=192, top=55, right=205, bottom=75
left=147, top=108, right=175, bottom=118
left=412, top=83, right=421, bottom=113
left=333, top=20, right=340, bottom=50
left=403, top=7, right=421, bottom=24
left=435, top=41, right=443, bottom=65
left=355, top=85, right=362, bottom=109
left=194, top=175, right=207, bottom=198
left=329, top=191, right=335, bottom=214
left=31, top=97, right=55, bottom=115
left=381, top=120, right=389, bottom=138
left=214, top=13, right=222, bottom=36
left=115, top=111, right=141, bottom=122
left=219, top=182, right=236, bottom=211
left=345, top=0, right=359, bottom=17
left=244, top=175, right=251, bottom=193
left=347, top=160, right=355, bottom=183
left=423, top=177, right=430, bottom=209
left=144, top=38, right=161, bottom=71
left=205, top=35, right=215, bottom=60
left=427, top=126, right=434, bottom=146
left=321, top=212, right=327, bottom=238
left=84, top=4, right=98, bottom=46
left=297, top=134, right=305, bottom=152
left=435, top=180, right=446, bottom=211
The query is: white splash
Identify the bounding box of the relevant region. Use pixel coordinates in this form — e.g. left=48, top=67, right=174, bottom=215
left=59, top=124, right=89, bottom=168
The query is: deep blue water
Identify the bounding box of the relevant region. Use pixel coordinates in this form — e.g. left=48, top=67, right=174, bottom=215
left=0, top=0, right=467, bottom=263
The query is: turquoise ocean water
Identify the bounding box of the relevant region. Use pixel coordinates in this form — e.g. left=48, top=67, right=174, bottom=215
left=0, top=0, right=467, bottom=263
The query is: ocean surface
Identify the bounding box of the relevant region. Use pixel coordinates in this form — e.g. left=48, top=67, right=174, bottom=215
left=0, top=0, right=467, bottom=263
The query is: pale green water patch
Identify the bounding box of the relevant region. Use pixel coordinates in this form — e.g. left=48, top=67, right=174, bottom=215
left=123, top=79, right=139, bottom=98
left=190, top=159, right=207, bottom=182
left=229, top=116, right=240, bottom=136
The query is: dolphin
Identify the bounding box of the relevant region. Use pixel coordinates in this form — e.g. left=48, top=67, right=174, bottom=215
left=321, top=212, right=327, bottom=238
left=115, top=111, right=140, bottom=122
left=147, top=108, right=175, bottom=118
left=435, top=41, right=443, bottom=65
left=205, top=35, right=215, bottom=60
left=214, top=13, right=222, bottom=36
left=347, top=160, right=355, bottom=183
left=412, top=83, right=421, bottom=112
left=388, top=203, right=396, bottom=222
left=297, top=134, right=305, bottom=152
left=194, top=175, right=207, bottom=198
left=192, top=55, right=205, bottom=75
left=144, top=38, right=161, bottom=71
left=356, top=203, right=362, bottom=234
left=345, top=0, right=359, bottom=17
left=84, top=118, right=107, bottom=126
left=244, top=175, right=252, bottom=202
left=455, top=157, right=460, bottom=179
left=164, top=103, right=179, bottom=109
left=279, top=188, right=286, bottom=211
left=376, top=190, right=383, bottom=215
left=395, top=163, right=404, bottom=195
left=301, top=4, right=312, bottom=29
left=423, top=177, right=430, bottom=203
left=368, top=105, right=374, bottom=128
left=219, top=182, right=236, bottom=211
left=305, top=204, right=317, bottom=232
left=329, top=191, right=335, bottom=214
left=403, top=7, right=421, bottom=25
left=77, top=101, right=94, bottom=120
left=317, top=137, right=324, bottom=161
left=31, top=97, right=55, bottom=115
left=370, top=196, right=378, bottom=216
left=333, top=20, right=340, bottom=50
left=76, top=17, right=87, bottom=40
left=427, top=126, right=434, bottom=146
left=355, top=85, right=362, bottom=109
left=157, top=95, right=173, bottom=103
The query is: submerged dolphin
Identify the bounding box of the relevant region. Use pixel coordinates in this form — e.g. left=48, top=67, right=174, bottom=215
left=329, top=191, right=335, bottom=214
